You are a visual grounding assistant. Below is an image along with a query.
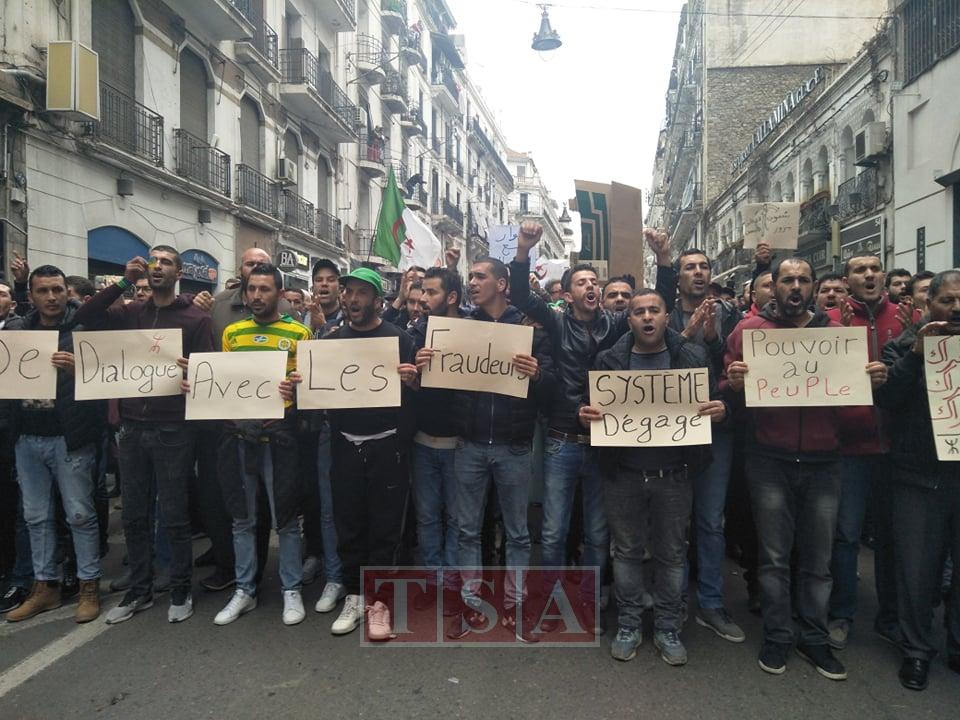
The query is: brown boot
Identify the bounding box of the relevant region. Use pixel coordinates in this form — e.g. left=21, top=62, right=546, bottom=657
left=75, top=579, right=101, bottom=623
left=6, top=580, right=62, bottom=622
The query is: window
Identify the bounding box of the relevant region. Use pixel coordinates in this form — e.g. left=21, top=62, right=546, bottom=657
left=239, top=96, right=263, bottom=172
left=516, top=165, right=526, bottom=179
left=902, top=0, right=960, bottom=83
left=179, top=50, right=208, bottom=140
left=520, top=193, right=529, bottom=213
left=92, top=0, right=135, bottom=97
left=283, top=130, right=301, bottom=191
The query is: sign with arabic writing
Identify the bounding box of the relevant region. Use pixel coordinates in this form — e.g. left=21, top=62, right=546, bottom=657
left=742, top=202, right=800, bottom=250
left=924, top=335, right=960, bottom=461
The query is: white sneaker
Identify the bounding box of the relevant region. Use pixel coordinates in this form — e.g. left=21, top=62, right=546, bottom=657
left=314, top=581, right=346, bottom=613
left=302, top=556, right=320, bottom=586
left=282, top=590, right=305, bottom=626
left=214, top=589, right=257, bottom=626
left=366, top=600, right=393, bottom=641
left=331, top=594, right=364, bottom=635
left=167, top=594, right=193, bottom=623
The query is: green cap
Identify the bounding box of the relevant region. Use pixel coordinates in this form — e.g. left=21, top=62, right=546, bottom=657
left=339, top=267, right=384, bottom=296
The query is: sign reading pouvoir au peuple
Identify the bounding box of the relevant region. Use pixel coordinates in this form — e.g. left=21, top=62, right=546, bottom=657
left=923, top=335, right=960, bottom=461
left=741, top=202, right=801, bottom=250
left=73, top=329, right=183, bottom=400
left=743, top=326, right=872, bottom=407
left=0, top=331, right=60, bottom=400
left=588, top=369, right=712, bottom=447
left=420, top=316, right=534, bottom=399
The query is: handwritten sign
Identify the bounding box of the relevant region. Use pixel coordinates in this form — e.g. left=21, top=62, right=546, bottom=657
left=743, top=326, right=872, bottom=407
left=73, top=329, right=183, bottom=401
left=185, top=351, right=286, bottom=420
left=0, top=331, right=59, bottom=400
left=588, top=369, right=712, bottom=447
left=923, top=335, right=960, bottom=461
left=296, top=338, right=401, bottom=410
left=489, top=224, right=538, bottom=267
left=742, top=202, right=800, bottom=250
left=420, top=316, right=534, bottom=399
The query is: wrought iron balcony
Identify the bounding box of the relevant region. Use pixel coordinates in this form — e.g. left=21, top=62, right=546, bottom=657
left=88, top=82, right=164, bottom=166
left=470, top=117, right=513, bottom=187
left=236, top=164, right=278, bottom=217
left=359, top=136, right=388, bottom=178
left=381, top=0, right=407, bottom=33
left=174, top=129, right=231, bottom=196
left=355, top=34, right=387, bottom=84
left=381, top=71, right=408, bottom=113
left=316, top=208, right=343, bottom=247
left=399, top=107, right=424, bottom=136
left=837, top=167, right=879, bottom=219
left=280, top=189, right=315, bottom=234
left=391, top=161, right=409, bottom=188
left=431, top=64, right=459, bottom=111
left=235, top=12, right=279, bottom=80
left=279, top=49, right=358, bottom=142
left=442, top=198, right=464, bottom=227
left=799, top=191, right=832, bottom=237
left=400, top=28, right=424, bottom=65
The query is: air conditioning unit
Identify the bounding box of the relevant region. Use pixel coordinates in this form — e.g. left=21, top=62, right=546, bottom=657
left=354, top=107, right=368, bottom=130
left=855, top=122, right=887, bottom=165
left=276, top=157, right=297, bottom=186
left=46, top=41, right=100, bottom=121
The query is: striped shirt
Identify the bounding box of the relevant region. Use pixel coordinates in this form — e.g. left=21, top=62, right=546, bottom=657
left=222, top=314, right=312, bottom=376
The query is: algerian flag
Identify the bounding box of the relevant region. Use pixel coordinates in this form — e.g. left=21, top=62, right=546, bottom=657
left=372, top=167, right=405, bottom=266
left=399, top=207, right=442, bottom=270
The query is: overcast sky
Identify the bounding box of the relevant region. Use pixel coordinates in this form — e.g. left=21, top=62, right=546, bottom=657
left=445, top=0, right=687, bottom=231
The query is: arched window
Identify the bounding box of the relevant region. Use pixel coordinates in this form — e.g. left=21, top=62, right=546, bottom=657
left=784, top=172, right=795, bottom=202
left=773, top=181, right=783, bottom=203
left=283, top=130, right=302, bottom=192
left=801, top=158, right=814, bottom=200
left=317, top=155, right=332, bottom=213
left=239, top=96, right=263, bottom=172
left=179, top=50, right=209, bottom=141
left=840, top=126, right=855, bottom=182
left=816, top=146, right=830, bottom=194
left=92, top=0, right=135, bottom=98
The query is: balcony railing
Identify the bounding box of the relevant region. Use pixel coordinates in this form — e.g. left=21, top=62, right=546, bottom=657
left=249, top=15, right=279, bottom=69
left=431, top=66, right=459, bottom=103
left=799, top=191, right=832, bottom=237
left=418, top=186, right=428, bottom=208
left=280, top=48, right=357, bottom=130
left=356, top=34, right=387, bottom=69
left=228, top=0, right=252, bottom=17
left=400, top=28, right=423, bottom=59
left=470, top=117, right=512, bottom=183
left=280, top=189, right=315, bottom=234
left=236, top=164, right=278, bottom=217
left=89, top=82, right=164, bottom=165
left=381, top=0, right=407, bottom=23
left=382, top=71, right=407, bottom=100
left=837, top=167, right=879, bottom=219
left=391, top=161, right=409, bottom=187
left=360, top=137, right=388, bottom=165
left=442, top=198, right=464, bottom=226
left=174, top=129, right=231, bottom=196
left=316, top=208, right=343, bottom=247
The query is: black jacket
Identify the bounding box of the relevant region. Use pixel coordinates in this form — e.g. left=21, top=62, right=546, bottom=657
left=10, top=303, right=107, bottom=451
left=875, top=323, right=960, bottom=489
left=592, top=328, right=720, bottom=477
left=453, top=304, right=556, bottom=444
left=509, top=258, right=628, bottom=433
left=408, top=311, right=463, bottom=438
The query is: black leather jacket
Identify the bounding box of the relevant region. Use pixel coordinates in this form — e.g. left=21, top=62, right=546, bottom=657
left=510, top=258, right=628, bottom=433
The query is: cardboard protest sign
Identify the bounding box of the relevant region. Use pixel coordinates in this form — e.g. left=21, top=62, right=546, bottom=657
left=742, top=326, right=872, bottom=407
left=0, top=331, right=59, bottom=400
left=420, top=316, right=534, bottom=399
left=296, top=338, right=401, bottom=410
left=741, top=202, right=801, bottom=250
left=588, top=369, right=712, bottom=447
left=488, top=224, right=538, bottom=268
left=923, top=335, right=960, bottom=461
left=73, top=329, right=183, bottom=400
left=185, top=351, right=287, bottom=420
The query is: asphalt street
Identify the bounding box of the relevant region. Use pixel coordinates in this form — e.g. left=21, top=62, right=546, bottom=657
left=0, top=510, right=957, bottom=720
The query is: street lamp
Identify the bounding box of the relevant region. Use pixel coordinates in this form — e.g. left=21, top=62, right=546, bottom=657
left=531, top=4, right=562, bottom=53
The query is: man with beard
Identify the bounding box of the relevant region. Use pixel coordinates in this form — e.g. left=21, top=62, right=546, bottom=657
left=876, top=270, right=960, bottom=691
left=411, top=267, right=464, bottom=614
left=815, top=273, right=848, bottom=312
left=406, top=284, right=424, bottom=327
left=510, top=222, right=642, bottom=635
left=652, top=236, right=745, bottom=644
left=826, top=255, right=902, bottom=650
left=602, top=276, right=635, bottom=313
left=724, top=257, right=887, bottom=680
left=744, top=271, right=775, bottom=319
left=885, top=269, right=912, bottom=304
left=292, top=268, right=418, bottom=640
left=75, top=247, right=213, bottom=625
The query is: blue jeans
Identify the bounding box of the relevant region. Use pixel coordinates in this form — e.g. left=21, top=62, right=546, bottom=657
left=412, top=442, right=459, bottom=591
left=829, top=456, right=874, bottom=624
left=455, top=440, right=531, bottom=610
left=541, top=438, right=608, bottom=601
left=317, top=424, right=342, bottom=585
left=233, top=444, right=302, bottom=596
left=10, top=488, right=34, bottom=588
left=691, top=429, right=733, bottom=609
left=15, top=436, right=99, bottom=582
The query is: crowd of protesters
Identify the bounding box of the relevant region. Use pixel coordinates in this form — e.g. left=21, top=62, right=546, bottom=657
left=0, top=224, right=957, bottom=693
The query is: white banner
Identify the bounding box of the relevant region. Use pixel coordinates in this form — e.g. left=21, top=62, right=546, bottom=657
left=73, top=329, right=183, bottom=400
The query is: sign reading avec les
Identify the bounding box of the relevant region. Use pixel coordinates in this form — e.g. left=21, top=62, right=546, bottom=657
left=0, top=331, right=59, bottom=400
left=296, top=337, right=401, bottom=410
left=420, top=316, right=534, bottom=399
left=73, top=329, right=183, bottom=400
left=185, top=351, right=287, bottom=420
left=588, top=369, right=712, bottom=447
left=742, top=327, right=872, bottom=407
left=923, top=335, right=960, bottom=461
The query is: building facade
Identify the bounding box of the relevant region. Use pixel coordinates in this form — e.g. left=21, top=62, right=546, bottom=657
left=0, top=0, right=516, bottom=291
left=507, top=149, right=563, bottom=260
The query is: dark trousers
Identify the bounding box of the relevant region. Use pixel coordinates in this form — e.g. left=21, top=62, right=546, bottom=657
left=747, top=456, right=840, bottom=647
left=892, top=480, right=960, bottom=661
left=298, top=430, right=323, bottom=559
left=117, top=421, right=196, bottom=598
left=871, top=471, right=900, bottom=630
left=0, top=435, right=16, bottom=576
left=604, top=467, right=692, bottom=632
left=195, top=423, right=249, bottom=577
left=330, top=433, right=409, bottom=596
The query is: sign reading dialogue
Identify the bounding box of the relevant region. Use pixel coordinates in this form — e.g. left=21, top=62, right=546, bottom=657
left=588, top=369, right=712, bottom=447
left=73, top=329, right=183, bottom=400
left=419, top=316, right=534, bottom=399
left=923, top=335, right=960, bottom=461
left=742, top=326, right=872, bottom=407
left=0, top=331, right=59, bottom=400
left=185, top=351, right=287, bottom=421
left=296, top=338, right=401, bottom=410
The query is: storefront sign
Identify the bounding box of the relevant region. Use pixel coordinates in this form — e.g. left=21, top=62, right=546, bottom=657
left=277, top=245, right=310, bottom=273
left=731, top=67, right=825, bottom=174
left=180, top=249, right=219, bottom=285
left=840, top=215, right=883, bottom=263
left=796, top=241, right=832, bottom=271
